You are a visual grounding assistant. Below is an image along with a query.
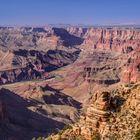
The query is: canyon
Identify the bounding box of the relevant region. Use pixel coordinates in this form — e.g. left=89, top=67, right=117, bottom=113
left=0, top=26, right=140, bottom=140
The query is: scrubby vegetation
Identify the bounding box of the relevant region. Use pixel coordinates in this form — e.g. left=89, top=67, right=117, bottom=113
left=135, top=129, right=140, bottom=140
left=91, top=132, right=101, bottom=140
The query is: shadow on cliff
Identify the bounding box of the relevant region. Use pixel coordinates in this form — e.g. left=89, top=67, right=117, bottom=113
left=41, top=85, right=81, bottom=109
left=13, top=49, right=80, bottom=73
left=53, top=28, right=84, bottom=46
left=0, top=88, right=67, bottom=140
left=110, top=95, right=126, bottom=112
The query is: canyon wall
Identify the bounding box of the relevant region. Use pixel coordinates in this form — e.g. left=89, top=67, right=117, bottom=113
left=67, top=27, right=140, bottom=52
left=67, top=27, right=140, bottom=84
left=0, top=27, right=140, bottom=84
left=0, top=49, right=80, bottom=84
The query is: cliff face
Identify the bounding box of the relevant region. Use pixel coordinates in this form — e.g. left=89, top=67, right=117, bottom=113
left=49, top=83, right=140, bottom=140
left=121, top=47, right=140, bottom=83
left=0, top=48, right=80, bottom=84
left=0, top=27, right=84, bottom=49
left=66, top=27, right=140, bottom=84
left=67, top=27, right=140, bottom=52
left=82, top=51, right=121, bottom=85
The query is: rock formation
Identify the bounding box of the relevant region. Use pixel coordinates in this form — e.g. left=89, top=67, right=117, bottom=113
left=67, top=27, right=140, bottom=52
left=0, top=48, right=80, bottom=84
left=0, top=26, right=140, bottom=85
left=48, top=83, right=140, bottom=140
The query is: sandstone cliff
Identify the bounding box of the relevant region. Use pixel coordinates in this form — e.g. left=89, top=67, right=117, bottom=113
left=48, top=83, right=140, bottom=140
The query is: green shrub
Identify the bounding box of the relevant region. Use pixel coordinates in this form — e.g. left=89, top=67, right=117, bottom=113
left=46, top=136, right=52, bottom=140
left=135, top=129, right=140, bottom=140
left=37, top=137, right=43, bottom=140
left=91, top=132, right=101, bottom=140
left=107, top=133, right=118, bottom=140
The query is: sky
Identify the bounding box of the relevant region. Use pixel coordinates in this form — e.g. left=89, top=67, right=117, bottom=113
left=0, top=0, right=139, bottom=26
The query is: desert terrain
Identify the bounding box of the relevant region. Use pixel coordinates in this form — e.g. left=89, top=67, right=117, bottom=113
left=0, top=26, right=140, bottom=139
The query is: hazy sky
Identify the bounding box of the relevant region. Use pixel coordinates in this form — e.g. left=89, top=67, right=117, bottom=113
left=0, top=0, right=139, bottom=26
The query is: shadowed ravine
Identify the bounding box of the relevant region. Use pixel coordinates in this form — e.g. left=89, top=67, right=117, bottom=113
left=0, top=87, right=81, bottom=140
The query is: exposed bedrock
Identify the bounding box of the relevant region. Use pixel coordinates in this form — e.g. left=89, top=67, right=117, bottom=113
left=67, top=27, right=140, bottom=53
left=0, top=48, right=80, bottom=84
left=0, top=27, right=140, bottom=85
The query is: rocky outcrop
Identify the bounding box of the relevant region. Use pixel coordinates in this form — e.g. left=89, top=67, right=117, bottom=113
left=48, top=91, right=111, bottom=140
left=0, top=48, right=80, bottom=84
left=83, top=66, right=120, bottom=85
left=0, top=65, right=43, bottom=84
left=135, top=85, right=140, bottom=117
left=70, top=91, right=112, bottom=140
left=77, top=50, right=121, bottom=85
left=49, top=84, right=140, bottom=140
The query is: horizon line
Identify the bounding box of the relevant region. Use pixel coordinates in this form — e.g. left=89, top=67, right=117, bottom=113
left=0, top=23, right=140, bottom=28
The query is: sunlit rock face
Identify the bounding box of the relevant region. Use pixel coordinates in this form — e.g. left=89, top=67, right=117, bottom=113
left=49, top=84, right=140, bottom=140
left=67, top=27, right=140, bottom=52
left=66, top=27, right=140, bottom=84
